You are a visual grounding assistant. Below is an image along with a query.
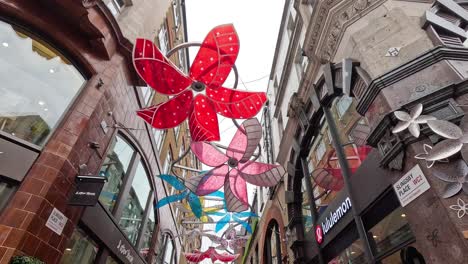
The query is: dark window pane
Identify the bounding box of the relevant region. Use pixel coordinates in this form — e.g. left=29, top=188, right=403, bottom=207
left=0, top=179, right=16, bottom=212
left=119, top=161, right=150, bottom=245
left=141, top=205, right=155, bottom=259
left=61, top=228, right=99, bottom=264
left=0, top=20, right=85, bottom=146
left=99, top=136, right=135, bottom=212
left=368, top=207, right=415, bottom=257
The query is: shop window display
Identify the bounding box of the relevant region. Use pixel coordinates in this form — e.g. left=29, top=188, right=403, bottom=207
left=0, top=179, right=16, bottom=212
left=0, top=20, right=85, bottom=146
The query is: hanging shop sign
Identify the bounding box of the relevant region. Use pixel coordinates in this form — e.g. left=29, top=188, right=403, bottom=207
left=45, top=208, right=67, bottom=235
left=68, top=175, right=107, bottom=206
left=393, top=164, right=430, bottom=207
left=319, top=197, right=352, bottom=239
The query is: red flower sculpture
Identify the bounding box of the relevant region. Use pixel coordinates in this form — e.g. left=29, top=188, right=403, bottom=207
left=133, top=24, right=267, bottom=141
left=186, top=119, right=285, bottom=212
left=184, top=247, right=239, bottom=263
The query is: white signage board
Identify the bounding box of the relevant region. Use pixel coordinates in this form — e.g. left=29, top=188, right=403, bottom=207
left=45, top=208, right=68, bottom=235
left=393, top=164, right=430, bottom=207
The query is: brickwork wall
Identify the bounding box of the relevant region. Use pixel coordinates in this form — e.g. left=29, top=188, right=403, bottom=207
left=0, top=1, right=175, bottom=263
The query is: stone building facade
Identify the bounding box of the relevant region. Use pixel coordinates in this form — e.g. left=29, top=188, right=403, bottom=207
left=242, top=0, right=468, bottom=263
left=0, top=0, right=192, bottom=263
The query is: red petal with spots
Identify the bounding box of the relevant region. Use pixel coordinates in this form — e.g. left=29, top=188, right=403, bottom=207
left=189, top=94, right=220, bottom=142
left=189, top=24, right=239, bottom=88
left=133, top=38, right=192, bottom=95
left=206, top=86, right=267, bottom=119
left=136, top=90, right=193, bottom=129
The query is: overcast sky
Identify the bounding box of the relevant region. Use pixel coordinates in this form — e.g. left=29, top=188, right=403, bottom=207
left=184, top=0, right=285, bottom=261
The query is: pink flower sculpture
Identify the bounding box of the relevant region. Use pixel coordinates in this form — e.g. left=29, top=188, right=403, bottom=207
left=133, top=24, right=267, bottom=142
left=184, top=247, right=239, bottom=263
left=186, top=118, right=285, bottom=212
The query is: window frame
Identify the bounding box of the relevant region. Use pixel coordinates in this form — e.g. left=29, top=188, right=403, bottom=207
left=97, top=132, right=158, bottom=254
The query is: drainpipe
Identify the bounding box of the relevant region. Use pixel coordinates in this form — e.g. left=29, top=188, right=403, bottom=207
left=323, top=107, right=374, bottom=263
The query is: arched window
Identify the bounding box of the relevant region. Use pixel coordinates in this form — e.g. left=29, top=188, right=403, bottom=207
left=157, top=232, right=176, bottom=264
left=0, top=19, right=85, bottom=147
left=264, top=220, right=282, bottom=264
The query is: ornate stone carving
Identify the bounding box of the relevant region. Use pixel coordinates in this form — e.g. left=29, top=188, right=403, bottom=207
left=306, top=0, right=385, bottom=61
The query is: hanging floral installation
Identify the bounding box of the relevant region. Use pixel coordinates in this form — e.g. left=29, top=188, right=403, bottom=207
left=133, top=23, right=286, bottom=261
left=449, top=198, right=468, bottom=218
left=155, top=174, right=224, bottom=220
left=186, top=118, right=285, bottom=212
left=133, top=24, right=267, bottom=142
left=184, top=247, right=239, bottom=263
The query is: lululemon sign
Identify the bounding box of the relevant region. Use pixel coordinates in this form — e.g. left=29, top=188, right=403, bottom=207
left=315, top=225, right=323, bottom=244
left=318, top=197, right=352, bottom=242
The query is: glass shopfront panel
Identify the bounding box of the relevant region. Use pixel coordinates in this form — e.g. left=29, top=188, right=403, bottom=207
left=328, top=239, right=366, bottom=264
left=141, top=205, right=155, bottom=258
left=61, top=228, right=99, bottom=264
left=99, top=136, right=135, bottom=212
left=0, top=178, right=16, bottom=212
left=118, top=161, right=151, bottom=245
left=0, top=20, right=85, bottom=146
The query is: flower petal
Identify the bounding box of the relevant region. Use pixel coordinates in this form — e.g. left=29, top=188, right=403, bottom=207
left=207, top=86, right=267, bottom=119
left=191, top=142, right=229, bottom=167
left=426, top=139, right=463, bottom=161
left=194, top=165, right=229, bottom=196
left=189, top=94, right=220, bottom=142
left=408, top=123, right=420, bottom=138
left=227, top=119, right=262, bottom=162
left=427, top=120, right=463, bottom=139
left=410, top=103, right=423, bottom=120
left=441, top=182, right=462, bottom=198
left=432, top=160, right=467, bottom=182
left=190, top=24, right=239, bottom=88
left=225, top=171, right=249, bottom=212
left=228, top=169, right=249, bottom=207
left=136, top=90, right=193, bottom=129
left=133, top=39, right=192, bottom=95
left=394, top=111, right=411, bottom=122
left=392, top=121, right=410, bottom=134
left=238, top=161, right=284, bottom=187
left=414, top=115, right=436, bottom=124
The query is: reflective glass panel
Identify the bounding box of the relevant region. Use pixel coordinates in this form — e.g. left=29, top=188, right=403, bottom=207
left=141, top=205, right=155, bottom=259
left=0, top=179, right=16, bottom=212
left=328, top=239, right=366, bottom=264
left=368, top=207, right=415, bottom=257
left=119, top=161, right=151, bottom=245
left=99, top=136, right=135, bottom=212
left=0, top=20, right=85, bottom=146
left=61, top=228, right=98, bottom=264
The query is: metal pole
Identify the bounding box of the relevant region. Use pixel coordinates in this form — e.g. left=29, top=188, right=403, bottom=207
left=323, top=107, right=374, bottom=263
left=300, top=158, right=326, bottom=264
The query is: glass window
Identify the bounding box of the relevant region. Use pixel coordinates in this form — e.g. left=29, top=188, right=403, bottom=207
left=163, top=150, right=172, bottom=174
left=0, top=178, right=16, bottom=212
left=0, top=20, right=85, bottom=146
left=178, top=49, right=186, bottom=73
left=315, top=138, right=326, bottom=162
left=119, top=161, right=151, bottom=245
left=368, top=207, right=415, bottom=257
left=140, top=205, right=156, bottom=259
left=328, top=239, right=366, bottom=264
left=99, top=136, right=135, bottom=212
left=158, top=23, right=169, bottom=55
left=61, top=228, right=99, bottom=264
left=141, top=86, right=155, bottom=106
left=336, top=96, right=353, bottom=118
left=172, top=1, right=180, bottom=28
left=153, top=129, right=165, bottom=151
left=105, top=256, right=119, bottom=264
left=158, top=233, right=176, bottom=264
left=106, top=2, right=119, bottom=16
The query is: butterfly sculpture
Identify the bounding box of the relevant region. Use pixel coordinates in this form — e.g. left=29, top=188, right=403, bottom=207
left=184, top=247, right=239, bottom=263
left=133, top=24, right=267, bottom=141
left=186, top=118, right=286, bottom=212
left=156, top=174, right=223, bottom=220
